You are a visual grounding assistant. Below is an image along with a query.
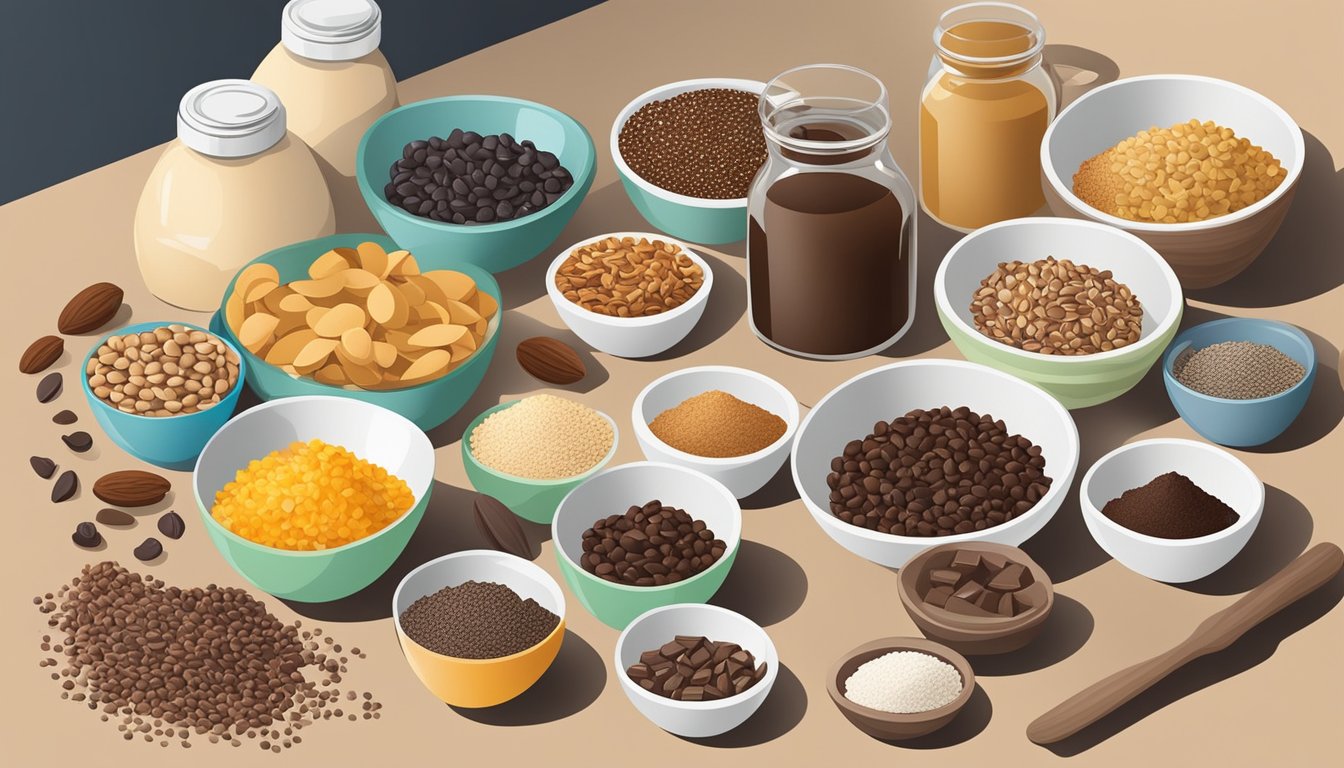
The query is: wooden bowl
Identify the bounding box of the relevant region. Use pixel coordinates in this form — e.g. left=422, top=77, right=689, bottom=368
left=826, top=637, right=975, bottom=741
left=897, top=542, right=1054, bottom=655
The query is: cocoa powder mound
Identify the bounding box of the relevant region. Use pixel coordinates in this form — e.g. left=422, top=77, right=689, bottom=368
left=1100, top=471, right=1239, bottom=539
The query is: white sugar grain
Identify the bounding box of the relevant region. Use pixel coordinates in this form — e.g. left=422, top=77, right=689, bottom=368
left=469, top=394, right=613, bottom=480
left=843, top=650, right=963, bottom=714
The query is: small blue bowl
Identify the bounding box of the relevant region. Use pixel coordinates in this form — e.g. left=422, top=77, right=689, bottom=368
left=210, top=233, right=501, bottom=432
left=356, top=95, right=596, bottom=273
left=610, top=78, right=764, bottom=244
left=82, top=321, right=246, bottom=470
left=1162, top=318, right=1316, bottom=446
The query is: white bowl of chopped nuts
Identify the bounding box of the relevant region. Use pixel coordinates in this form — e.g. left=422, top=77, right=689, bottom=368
left=934, top=217, right=1183, bottom=409
left=546, top=232, right=714, bottom=358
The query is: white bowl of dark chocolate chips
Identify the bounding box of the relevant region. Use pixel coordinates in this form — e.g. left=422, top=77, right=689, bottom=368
left=792, top=359, right=1080, bottom=568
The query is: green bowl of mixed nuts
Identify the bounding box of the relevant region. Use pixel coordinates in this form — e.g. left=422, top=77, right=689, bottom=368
left=934, top=218, right=1184, bottom=409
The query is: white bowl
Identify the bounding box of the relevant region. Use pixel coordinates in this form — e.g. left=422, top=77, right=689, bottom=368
left=615, top=603, right=779, bottom=738
left=1041, top=74, right=1304, bottom=288
left=934, top=217, right=1184, bottom=408
left=545, top=231, right=714, bottom=358
left=1079, top=438, right=1264, bottom=583
left=632, top=366, right=799, bottom=498
left=792, top=360, right=1080, bottom=568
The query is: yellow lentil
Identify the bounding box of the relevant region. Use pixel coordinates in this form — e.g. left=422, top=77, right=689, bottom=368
left=211, top=439, right=414, bottom=551
left=1073, top=119, right=1285, bottom=224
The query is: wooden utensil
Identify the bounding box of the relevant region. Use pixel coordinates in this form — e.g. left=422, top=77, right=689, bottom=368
left=1027, top=542, right=1344, bottom=745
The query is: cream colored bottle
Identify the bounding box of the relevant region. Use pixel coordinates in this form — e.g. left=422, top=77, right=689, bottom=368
left=253, top=0, right=398, bottom=231
left=134, top=80, right=335, bottom=311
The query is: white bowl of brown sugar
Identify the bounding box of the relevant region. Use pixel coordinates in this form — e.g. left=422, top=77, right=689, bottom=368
left=546, top=232, right=714, bottom=358
left=632, top=366, right=800, bottom=499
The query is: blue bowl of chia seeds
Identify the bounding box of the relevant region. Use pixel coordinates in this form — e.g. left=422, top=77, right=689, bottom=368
left=1162, top=318, right=1316, bottom=447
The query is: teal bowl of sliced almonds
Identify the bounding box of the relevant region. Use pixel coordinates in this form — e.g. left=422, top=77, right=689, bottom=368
left=210, top=233, right=501, bottom=431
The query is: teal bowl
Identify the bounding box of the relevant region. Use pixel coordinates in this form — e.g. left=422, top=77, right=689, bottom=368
left=610, top=78, right=764, bottom=244
left=210, top=232, right=500, bottom=432
left=82, top=321, right=245, bottom=470
left=194, top=396, right=434, bottom=603
left=356, top=95, right=596, bottom=272
left=1163, top=318, right=1317, bottom=446
left=462, top=400, right=618, bottom=525
left=551, top=462, right=742, bottom=629
left=934, top=218, right=1185, bottom=409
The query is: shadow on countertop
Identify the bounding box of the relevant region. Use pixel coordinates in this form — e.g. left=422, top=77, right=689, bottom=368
left=1040, top=569, right=1344, bottom=757
left=710, top=540, right=808, bottom=626
left=1179, top=485, right=1314, bottom=596
left=972, top=594, right=1094, bottom=676
left=682, top=662, right=808, bottom=748
left=880, top=683, right=993, bottom=749
left=451, top=629, right=606, bottom=726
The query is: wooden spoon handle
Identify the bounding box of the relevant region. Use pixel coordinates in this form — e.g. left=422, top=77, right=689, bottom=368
left=1028, top=543, right=1343, bottom=745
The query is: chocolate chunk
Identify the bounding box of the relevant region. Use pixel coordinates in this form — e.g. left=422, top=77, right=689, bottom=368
left=924, top=584, right=955, bottom=608
left=133, top=537, right=164, bottom=562
left=52, top=409, right=78, bottom=425
left=929, top=568, right=964, bottom=588
left=950, top=548, right=982, bottom=573
left=157, top=511, right=185, bottom=539
left=953, top=580, right=984, bottom=602
left=987, top=562, right=1031, bottom=591
left=72, top=522, right=102, bottom=548
left=51, top=470, right=78, bottom=502
left=943, top=595, right=994, bottom=616
left=36, top=372, right=62, bottom=403
left=61, top=431, right=93, bottom=453
left=30, top=456, right=56, bottom=479
left=976, top=589, right=1002, bottom=613
left=997, top=591, right=1016, bottom=617
left=1012, top=593, right=1034, bottom=615
left=980, top=552, right=1009, bottom=573
left=96, top=508, right=136, bottom=527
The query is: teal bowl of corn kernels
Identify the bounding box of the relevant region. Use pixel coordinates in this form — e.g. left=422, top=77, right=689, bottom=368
left=1162, top=318, right=1316, bottom=447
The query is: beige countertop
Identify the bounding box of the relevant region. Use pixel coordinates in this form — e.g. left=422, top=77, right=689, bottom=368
left=4, top=1, right=1341, bottom=765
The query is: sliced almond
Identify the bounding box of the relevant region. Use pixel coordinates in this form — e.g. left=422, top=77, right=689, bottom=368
left=341, top=268, right=381, bottom=294
left=408, top=324, right=468, bottom=348
left=344, top=359, right=384, bottom=388
left=384, top=329, right=416, bottom=352
left=314, top=303, right=367, bottom=338
left=355, top=242, right=389, bottom=277
left=367, top=282, right=401, bottom=324
left=372, top=341, right=399, bottom=369
left=445, top=298, right=483, bottom=325
left=278, top=291, right=313, bottom=314
left=245, top=279, right=280, bottom=305
left=424, top=270, right=479, bottom=303
left=264, top=329, right=320, bottom=365
left=470, top=290, right=499, bottom=320
left=408, top=274, right=449, bottom=306
left=294, top=337, right=338, bottom=372
left=401, top=349, right=452, bottom=381
left=308, top=249, right=350, bottom=280
left=261, top=284, right=291, bottom=315
left=313, top=363, right=348, bottom=386
left=397, top=277, right=426, bottom=306
left=390, top=252, right=420, bottom=276
left=234, top=263, right=280, bottom=302
left=225, top=289, right=246, bottom=334
left=238, top=313, right=280, bottom=354
left=290, top=273, right=346, bottom=299
left=339, top=327, right=374, bottom=365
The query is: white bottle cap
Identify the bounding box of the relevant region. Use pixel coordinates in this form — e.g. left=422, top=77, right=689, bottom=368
left=281, top=0, right=382, bottom=61
left=177, top=80, right=287, bottom=158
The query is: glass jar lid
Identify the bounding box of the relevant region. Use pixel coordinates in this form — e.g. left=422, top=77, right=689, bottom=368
left=934, top=2, right=1045, bottom=76
left=759, top=64, right=891, bottom=157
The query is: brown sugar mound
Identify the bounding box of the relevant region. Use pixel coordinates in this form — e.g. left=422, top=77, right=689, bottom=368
left=649, top=390, right=787, bottom=458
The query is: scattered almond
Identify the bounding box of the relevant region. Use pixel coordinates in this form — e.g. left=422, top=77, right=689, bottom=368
left=19, top=335, right=64, bottom=374
left=93, top=470, right=171, bottom=507
left=516, top=337, right=586, bottom=385
left=58, top=282, right=124, bottom=334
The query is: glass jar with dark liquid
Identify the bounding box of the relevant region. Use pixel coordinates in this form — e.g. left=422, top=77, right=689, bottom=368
left=747, top=64, right=915, bottom=359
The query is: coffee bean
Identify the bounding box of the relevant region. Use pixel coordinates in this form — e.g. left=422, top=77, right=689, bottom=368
left=61, top=431, right=93, bottom=453
left=52, top=409, right=78, bottom=425
left=133, top=537, right=163, bottom=561
left=580, top=501, right=727, bottom=587
left=157, top=511, right=185, bottom=540
left=36, top=372, right=62, bottom=402
left=96, top=508, right=136, bottom=527
left=72, top=522, right=102, bottom=548
left=51, top=470, right=78, bottom=502
left=30, top=455, right=56, bottom=479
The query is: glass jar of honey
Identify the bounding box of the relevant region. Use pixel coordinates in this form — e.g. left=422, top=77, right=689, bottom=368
left=920, top=2, right=1057, bottom=232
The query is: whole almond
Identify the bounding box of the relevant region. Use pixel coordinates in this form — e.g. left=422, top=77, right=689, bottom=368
left=19, top=335, right=64, bottom=374
left=473, top=494, right=535, bottom=559
left=516, top=336, right=585, bottom=385
left=92, top=469, right=171, bottom=507
left=58, top=282, right=124, bottom=334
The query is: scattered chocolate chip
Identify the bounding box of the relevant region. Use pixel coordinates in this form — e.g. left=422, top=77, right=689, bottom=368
left=52, top=409, right=78, bottom=425
left=96, top=508, right=136, bottom=527
left=61, top=431, right=93, bottom=453
left=51, top=470, right=78, bottom=502
left=36, top=372, right=62, bottom=403
left=134, top=537, right=163, bottom=561
left=157, top=511, right=185, bottom=540
left=30, top=456, right=56, bottom=479
left=72, top=522, right=102, bottom=548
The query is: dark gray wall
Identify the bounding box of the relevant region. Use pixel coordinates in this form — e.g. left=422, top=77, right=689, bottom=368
left=0, top=0, right=603, bottom=204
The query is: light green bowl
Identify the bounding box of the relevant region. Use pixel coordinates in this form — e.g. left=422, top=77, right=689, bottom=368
left=194, top=396, right=434, bottom=603
left=462, top=400, right=618, bottom=524
left=551, top=462, right=742, bottom=629
left=211, top=233, right=501, bottom=431
left=934, top=218, right=1184, bottom=409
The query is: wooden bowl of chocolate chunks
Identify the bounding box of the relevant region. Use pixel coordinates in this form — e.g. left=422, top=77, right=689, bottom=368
left=897, top=542, right=1054, bottom=655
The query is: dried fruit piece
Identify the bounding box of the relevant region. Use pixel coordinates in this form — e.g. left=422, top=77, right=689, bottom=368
left=134, top=537, right=164, bottom=561
left=516, top=337, right=586, bottom=385
left=36, top=372, right=62, bottom=402
left=72, top=522, right=102, bottom=548
left=96, top=508, right=136, bottom=527
left=61, top=431, right=93, bottom=453
left=52, top=470, right=78, bottom=503
left=30, top=456, right=56, bottom=479
left=157, top=511, right=186, bottom=539
left=52, top=409, right=78, bottom=425
left=58, top=282, right=124, bottom=334
left=92, top=470, right=171, bottom=507
left=19, top=335, right=63, bottom=374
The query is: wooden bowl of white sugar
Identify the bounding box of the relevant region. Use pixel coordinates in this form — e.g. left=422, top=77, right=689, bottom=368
left=827, top=637, right=975, bottom=741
